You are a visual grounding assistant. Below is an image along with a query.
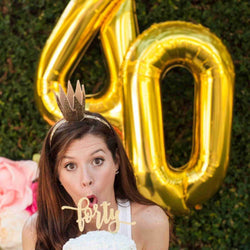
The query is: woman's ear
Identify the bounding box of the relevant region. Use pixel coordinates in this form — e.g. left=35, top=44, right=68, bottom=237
left=115, top=152, right=120, bottom=171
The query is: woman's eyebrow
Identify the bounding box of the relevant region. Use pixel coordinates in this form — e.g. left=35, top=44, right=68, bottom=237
left=62, top=155, right=74, bottom=159
left=91, top=149, right=105, bottom=155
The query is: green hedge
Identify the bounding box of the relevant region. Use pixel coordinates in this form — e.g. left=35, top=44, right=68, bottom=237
left=0, top=0, right=249, bottom=248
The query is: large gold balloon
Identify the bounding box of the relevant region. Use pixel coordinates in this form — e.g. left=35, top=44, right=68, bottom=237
left=35, top=0, right=138, bottom=132
left=35, top=0, right=235, bottom=214
left=121, top=21, right=234, bottom=214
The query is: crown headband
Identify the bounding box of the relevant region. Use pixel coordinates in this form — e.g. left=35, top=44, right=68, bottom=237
left=49, top=81, right=111, bottom=145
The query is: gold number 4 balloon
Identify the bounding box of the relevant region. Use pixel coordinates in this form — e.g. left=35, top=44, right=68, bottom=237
left=35, top=0, right=234, bottom=214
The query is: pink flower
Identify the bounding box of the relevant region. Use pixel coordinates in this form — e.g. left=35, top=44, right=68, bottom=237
left=25, top=181, right=38, bottom=215
left=0, top=157, right=38, bottom=213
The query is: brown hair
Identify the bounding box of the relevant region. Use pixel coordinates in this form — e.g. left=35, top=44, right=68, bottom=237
left=36, top=112, right=172, bottom=249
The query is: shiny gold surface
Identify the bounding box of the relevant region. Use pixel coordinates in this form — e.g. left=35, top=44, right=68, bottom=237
left=35, top=0, right=138, bottom=133
left=122, top=21, right=234, bottom=214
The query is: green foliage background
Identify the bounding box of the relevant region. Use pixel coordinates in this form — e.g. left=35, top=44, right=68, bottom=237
left=0, top=0, right=249, bottom=249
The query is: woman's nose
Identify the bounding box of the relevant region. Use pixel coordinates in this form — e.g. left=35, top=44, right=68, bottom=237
left=81, top=167, right=93, bottom=187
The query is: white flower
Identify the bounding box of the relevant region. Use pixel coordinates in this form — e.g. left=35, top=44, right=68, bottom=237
left=0, top=210, right=30, bottom=250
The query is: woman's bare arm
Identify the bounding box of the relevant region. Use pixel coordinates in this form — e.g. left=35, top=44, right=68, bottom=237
left=22, top=213, right=37, bottom=250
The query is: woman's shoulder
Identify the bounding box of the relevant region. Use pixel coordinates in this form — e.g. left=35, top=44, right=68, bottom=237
left=23, top=212, right=37, bottom=232
left=131, top=202, right=169, bottom=229
left=131, top=202, right=169, bottom=249
left=22, top=212, right=37, bottom=249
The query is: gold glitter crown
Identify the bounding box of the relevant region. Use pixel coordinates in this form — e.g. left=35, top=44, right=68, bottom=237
left=50, top=80, right=111, bottom=144
left=56, top=80, right=86, bottom=121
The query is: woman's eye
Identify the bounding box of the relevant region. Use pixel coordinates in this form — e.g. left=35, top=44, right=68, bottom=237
left=93, top=158, right=104, bottom=166
left=64, top=163, right=77, bottom=171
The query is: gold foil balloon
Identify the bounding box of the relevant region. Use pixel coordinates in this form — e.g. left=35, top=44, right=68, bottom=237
left=35, top=0, right=235, bottom=214
left=121, top=21, right=234, bottom=214
left=35, top=0, right=138, bottom=132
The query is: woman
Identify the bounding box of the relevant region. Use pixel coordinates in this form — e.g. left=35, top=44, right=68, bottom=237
left=22, top=82, right=171, bottom=249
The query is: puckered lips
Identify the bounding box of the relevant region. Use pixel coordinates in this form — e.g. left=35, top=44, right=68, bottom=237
left=87, top=195, right=98, bottom=208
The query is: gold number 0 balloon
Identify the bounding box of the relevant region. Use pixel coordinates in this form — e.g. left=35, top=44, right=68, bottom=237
left=35, top=0, right=235, bottom=214
left=121, top=22, right=234, bottom=214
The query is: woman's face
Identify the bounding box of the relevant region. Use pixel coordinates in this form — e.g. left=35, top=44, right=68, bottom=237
left=57, top=134, right=119, bottom=207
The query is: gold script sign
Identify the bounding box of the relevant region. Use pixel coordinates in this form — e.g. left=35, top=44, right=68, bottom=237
left=36, top=0, right=234, bottom=214
left=61, top=197, right=136, bottom=233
